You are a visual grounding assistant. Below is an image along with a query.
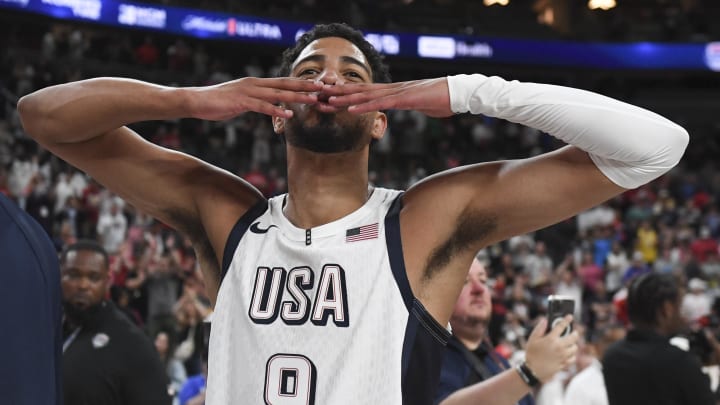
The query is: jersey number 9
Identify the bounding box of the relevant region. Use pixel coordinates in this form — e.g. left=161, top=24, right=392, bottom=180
left=264, top=354, right=317, bottom=404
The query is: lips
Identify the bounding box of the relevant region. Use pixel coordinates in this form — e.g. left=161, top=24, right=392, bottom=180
left=314, top=103, right=342, bottom=114
left=307, top=99, right=340, bottom=114
left=309, top=93, right=342, bottom=114
left=71, top=296, right=92, bottom=308
left=471, top=299, right=486, bottom=307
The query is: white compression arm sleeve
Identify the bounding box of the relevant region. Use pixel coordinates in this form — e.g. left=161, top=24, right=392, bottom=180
left=447, top=74, right=689, bottom=189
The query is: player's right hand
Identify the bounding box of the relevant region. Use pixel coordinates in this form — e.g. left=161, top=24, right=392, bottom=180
left=187, top=77, right=323, bottom=120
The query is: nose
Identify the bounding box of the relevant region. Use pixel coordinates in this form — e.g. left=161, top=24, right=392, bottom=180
left=77, top=276, right=91, bottom=291
left=470, top=278, right=486, bottom=295
left=317, top=68, right=345, bottom=86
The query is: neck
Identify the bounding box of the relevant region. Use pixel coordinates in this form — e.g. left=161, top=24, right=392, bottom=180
left=633, top=322, right=669, bottom=337
left=63, top=300, right=106, bottom=329
left=451, top=320, right=487, bottom=351
left=284, top=145, right=370, bottom=229
left=64, top=316, right=81, bottom=331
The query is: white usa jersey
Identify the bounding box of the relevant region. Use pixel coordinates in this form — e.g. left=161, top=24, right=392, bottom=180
left=207, top=187, right=450, bottom=405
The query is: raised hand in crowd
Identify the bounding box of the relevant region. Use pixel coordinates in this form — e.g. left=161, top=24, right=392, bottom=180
left=440, top=316, right=578, bottom=405
left=524, top=316, right=579, bottom=382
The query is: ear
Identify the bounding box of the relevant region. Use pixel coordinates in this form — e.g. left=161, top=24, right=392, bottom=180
left=104, top=274, right=112, bottom=294
left=273, top=115, right=285, bottom=134
left=371, top=111, right=387, bottom=140
left=658, top=300, right=675, bottom=323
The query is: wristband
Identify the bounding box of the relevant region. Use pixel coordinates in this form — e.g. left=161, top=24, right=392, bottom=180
left=515, top=362, right=541, bottom=388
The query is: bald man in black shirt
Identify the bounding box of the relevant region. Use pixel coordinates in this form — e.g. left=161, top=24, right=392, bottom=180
left=61, top=240, right=171, bottom=405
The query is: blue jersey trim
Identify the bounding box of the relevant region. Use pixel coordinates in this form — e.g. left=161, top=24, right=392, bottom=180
left=221, top=199, right=269, bottom=283
left=383, top=192, right=413, bottom=309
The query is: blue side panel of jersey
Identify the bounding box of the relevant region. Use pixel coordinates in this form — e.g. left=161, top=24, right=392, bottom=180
left=384, top=193, right=451, bottom=405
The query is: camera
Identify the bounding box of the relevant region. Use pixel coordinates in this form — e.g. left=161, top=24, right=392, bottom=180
left=546, top=295, right=575, bottom=336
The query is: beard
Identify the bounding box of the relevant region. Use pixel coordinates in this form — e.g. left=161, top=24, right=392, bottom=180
left=457, top=314, right=487, bottom=326
left=284, top=110, right=372, bottom=154
left=64, top=301, right=104, bottom=326
left=451, top=309, right=490, bottom=328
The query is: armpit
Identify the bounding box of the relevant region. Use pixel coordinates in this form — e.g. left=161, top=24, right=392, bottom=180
left=164, top=207, right=221, bottom=289
left=423, top=211, right=497, bottom=281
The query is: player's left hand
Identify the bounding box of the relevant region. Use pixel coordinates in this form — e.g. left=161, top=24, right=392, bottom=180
left=323, top=78, right=452, bottom=117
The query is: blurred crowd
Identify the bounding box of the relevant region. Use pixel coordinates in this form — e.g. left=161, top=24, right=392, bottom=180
left=3, top=15, right=720, bottom=404
left=131, top=0, right=720, bottom=42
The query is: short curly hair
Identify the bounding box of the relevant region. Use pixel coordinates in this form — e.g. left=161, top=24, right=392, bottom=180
left=278, top=23, right=391, bottom=84
left=627, top=273, right=680, bottom=326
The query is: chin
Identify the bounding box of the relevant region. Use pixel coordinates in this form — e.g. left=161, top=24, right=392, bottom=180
left=286, top=122, right=367, bottom=154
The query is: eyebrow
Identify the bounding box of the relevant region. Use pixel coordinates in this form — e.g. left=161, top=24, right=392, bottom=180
left=293, top=54, right=372, bottom=78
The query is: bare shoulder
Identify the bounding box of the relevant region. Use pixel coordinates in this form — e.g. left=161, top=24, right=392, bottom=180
left=191, top=163, right=265, bottom=259
left=172, top=159, right=265, bottom=303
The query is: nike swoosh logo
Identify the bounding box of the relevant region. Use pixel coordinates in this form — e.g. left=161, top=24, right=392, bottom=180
left=250, top=222, right=278, bottom=234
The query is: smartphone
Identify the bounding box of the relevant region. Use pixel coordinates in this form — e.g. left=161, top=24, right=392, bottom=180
left=546, top=295, right=575, bottom=336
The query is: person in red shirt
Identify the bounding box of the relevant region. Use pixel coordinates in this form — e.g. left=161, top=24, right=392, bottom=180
left=691, top=227, right=718, bottom=263
left=135, top=36, right=159, bottom=67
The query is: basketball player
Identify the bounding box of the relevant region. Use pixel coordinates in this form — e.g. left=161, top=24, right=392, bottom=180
left=18, top=23, right=688, bottom=405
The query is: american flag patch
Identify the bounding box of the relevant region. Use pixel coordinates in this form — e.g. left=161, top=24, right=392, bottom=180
left=345, top=223, right=379, bottom=242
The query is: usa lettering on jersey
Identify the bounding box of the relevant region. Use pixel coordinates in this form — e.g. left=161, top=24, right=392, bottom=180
left=249, top=264, right=350, bottom=327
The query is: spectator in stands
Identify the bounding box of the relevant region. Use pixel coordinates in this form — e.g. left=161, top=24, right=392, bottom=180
left=622, top=251, right=652, bottom=285
left=179, top=352, right=208, bottom=405
left=554, top=257, right=583, bottom=319
left=579, top=250, right=604, bottom=293
left=636, top=220, right=659, bottom=264
left=435, top=256, right=578, bottom=405
left=523, top=241, right=553, bottom=288
left=564, top=327, right=624, bottom=405
left=61, top=240, right=171, bottom=405
left=96, top=200, right=127, bottom=255
left=154, top=330, right=188, bottom=403
left=174, top=282, right=211, bottom=375
left=682, top=278, right=711, bottom=327
left=592, top=227, right=613, bottom=267
left=603, top=273, right=715, bottom=405
left=56, top=195, right=82, bottom=241
left=693, top=227, right=719, bottom=263
left=136, top=36, right=159, bottom=67
left=147, top=253, right=184, bottom=336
